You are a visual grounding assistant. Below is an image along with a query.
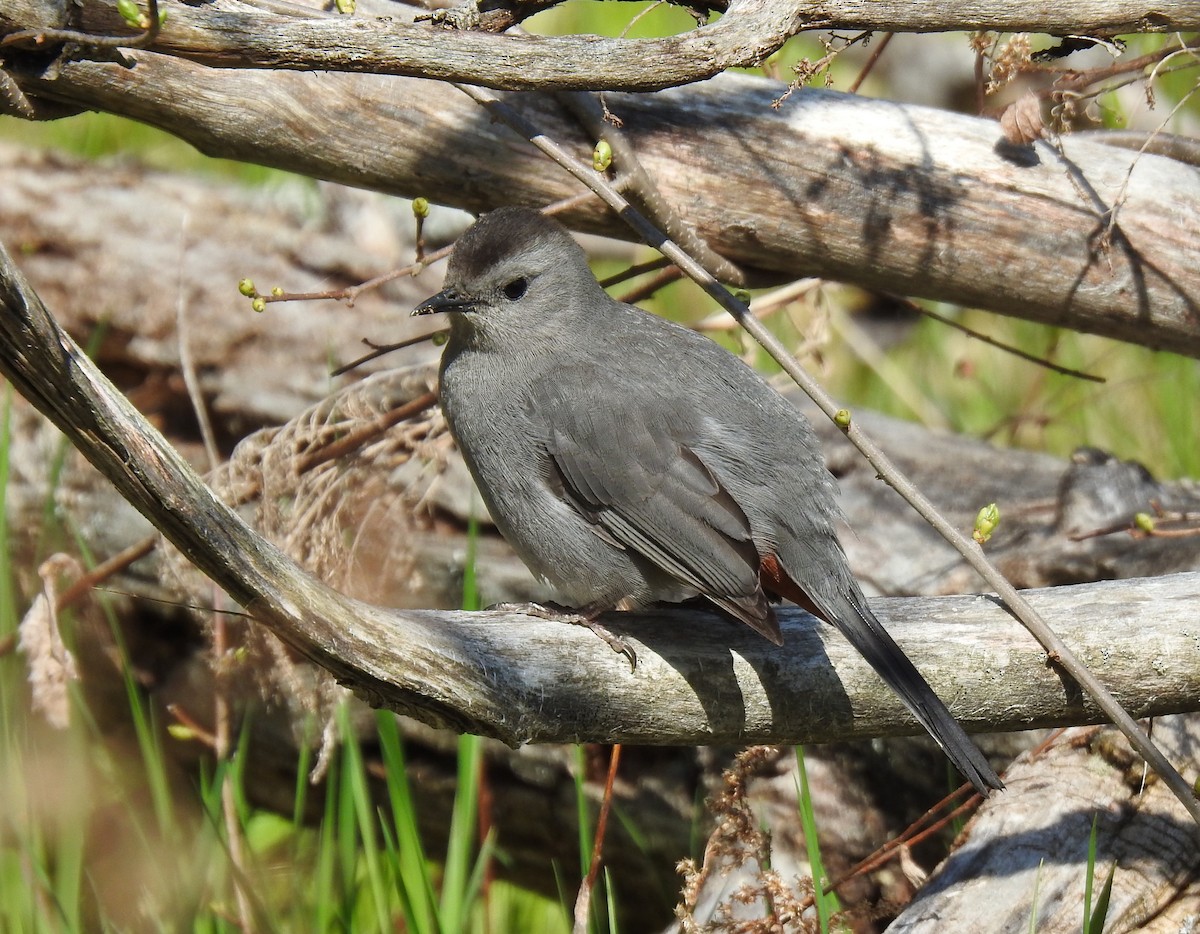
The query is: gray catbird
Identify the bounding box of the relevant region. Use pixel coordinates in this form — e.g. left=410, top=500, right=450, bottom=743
left=414, top=206, right=1002, bottom=795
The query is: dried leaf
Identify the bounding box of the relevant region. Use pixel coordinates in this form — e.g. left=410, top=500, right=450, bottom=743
left=18, top=554, right=83, bottom=729
left=1001, top=92, right=1045, bottom=146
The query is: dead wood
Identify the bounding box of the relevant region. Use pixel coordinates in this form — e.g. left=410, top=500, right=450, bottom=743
left=2, top=22, right=1199, bottom=357
left=2, top=0, right=1195, bottom=93
left=889, top=715, right=1200, bottom=934
left=5, top=218, right=1200, bottom=744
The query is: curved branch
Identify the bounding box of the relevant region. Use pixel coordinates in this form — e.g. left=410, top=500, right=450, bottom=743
left=3, top=0, right=1198, bottom=93
left=2, top=240, right=1200, bottom=749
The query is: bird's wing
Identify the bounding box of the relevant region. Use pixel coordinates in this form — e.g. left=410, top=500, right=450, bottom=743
left=528, top=373, right=779, bottom=643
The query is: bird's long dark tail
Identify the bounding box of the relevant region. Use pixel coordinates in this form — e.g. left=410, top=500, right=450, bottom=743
left=830, top=593, right=1003, bottom=795
left=761, top=556, right=1002, bottom=795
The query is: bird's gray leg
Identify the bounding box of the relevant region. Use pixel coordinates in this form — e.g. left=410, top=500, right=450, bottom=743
left=486, top=601, right=637, bottom=669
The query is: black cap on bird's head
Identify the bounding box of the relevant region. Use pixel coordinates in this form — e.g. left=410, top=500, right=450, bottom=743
left=411, top=207, right=603, bottom=334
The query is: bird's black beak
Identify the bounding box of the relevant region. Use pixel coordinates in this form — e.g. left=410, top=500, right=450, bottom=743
left=412, top=288, right=475, bottom=317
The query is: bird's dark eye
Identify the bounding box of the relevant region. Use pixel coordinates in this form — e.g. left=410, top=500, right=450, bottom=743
left=502, top=277, right=528, bottom=301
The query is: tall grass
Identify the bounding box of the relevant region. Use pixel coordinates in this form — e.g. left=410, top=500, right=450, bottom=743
left=0, top=460, right=568, bottom=932
left=0, top=662, right=567, bottom=930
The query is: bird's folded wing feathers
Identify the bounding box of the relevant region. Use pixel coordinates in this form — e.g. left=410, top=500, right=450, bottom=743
left=530, top=375, right=770, bottom=624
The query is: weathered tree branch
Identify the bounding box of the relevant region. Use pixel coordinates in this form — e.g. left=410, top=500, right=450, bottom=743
left=2, top=0, right=1196, bottom=93
left=889, top=715, right=1200, bottom=933
left=3, top=145, right=1197, bottom=608
left=3, top=50, right=1198, bottom=355
left=2, top=239, right=1200, bottom=749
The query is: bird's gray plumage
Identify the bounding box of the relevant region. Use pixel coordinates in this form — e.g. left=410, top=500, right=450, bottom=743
left=414, top=206, right=1002, bottom=795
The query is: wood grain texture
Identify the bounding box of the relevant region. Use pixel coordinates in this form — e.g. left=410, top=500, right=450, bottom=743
left=891, top=715, right=1200, bottom=933
left=3, top=0, right=1196, bottom=92
left=4, top=50, right=1198, bottom=355
left=3, top=161, right=1199, bottom=927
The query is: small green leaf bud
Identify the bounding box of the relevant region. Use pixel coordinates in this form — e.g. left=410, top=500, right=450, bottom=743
left=271, top=286, right=284, bottom=297
left=973, top=503, right=1000, bottom=544
left=593, top=139, right=613, bottom=172
left=833, top=409, right=851, bottom=429
left=412, top=197, right=430, bottom=219
left=116, top=0, right=141, bottom=26
left=251, top=297, right=267, bottom=313
left=1134, top=512, right=1155, bottom=533
left=238, top=278, right=256, bottom=297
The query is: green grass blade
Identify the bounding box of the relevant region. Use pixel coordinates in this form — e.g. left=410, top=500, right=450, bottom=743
left=1083, top=813, right=1099, bottom=931
left=376, top=710, right=439, bottom=932
left=462, top=508, right=481, bottom=611
left=112, top=627, right=175, bottom=839
left=439, top=732, right=483, bottom=932
left=794, top=746, right=839, bottom=932
left=313, top=751, right=341, bottom=932
left=1028, top=858, right=1044, bottom=933
left=337, top=704, right=392, bottom=932
left=573, top=745, right=592, bottom=878
left=1086, top=862, right=1116, bottom=934
left=0, top=388, right=15, bottom=630
left=292, top=733, right=313, bottom=828
left=604, top=866, right=618, bottom=934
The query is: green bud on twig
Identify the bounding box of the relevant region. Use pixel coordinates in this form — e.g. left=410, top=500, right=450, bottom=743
left=833, top=409, right=851, bottom=429
left=116, top=0, right=141, bottom=26
left=412, top=197, right=430, bottom=219
left=593, top=139, right=613, bottom=172
left=238, top=278, right=257, bottom=297
left=973, top=503, right=1000, bottom=544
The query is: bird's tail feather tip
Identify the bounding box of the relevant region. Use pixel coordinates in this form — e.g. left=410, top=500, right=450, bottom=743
left=956, top=754, right=1005, bottom=796
left=936, top=725, right=1004, bottom=795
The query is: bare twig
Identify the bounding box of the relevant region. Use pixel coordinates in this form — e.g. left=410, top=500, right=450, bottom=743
left=616, top=267, right=683, bottom=304
left=1045, top=36, right=1200, bottom=98
left=174, top=216, right=255, bottom=933
left=556, top=89, right=747, bottom=285
left=910, top=301, right=1105, bottom=382
left=175, top=216, right=221, bottom=466
left=2, top=0, right=162, bottom=49
left=54, top=536, right=157, bottom=611
left=330, top=332, right=445, bottom=377
left=573, top=743, right=623, bottom=934
left=166, top=702, right=219, bottom=748
left=293, top=391, right=438, bottom=472
left=847, top=31, right=893, bottom=93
